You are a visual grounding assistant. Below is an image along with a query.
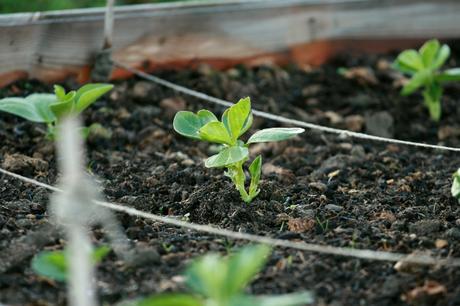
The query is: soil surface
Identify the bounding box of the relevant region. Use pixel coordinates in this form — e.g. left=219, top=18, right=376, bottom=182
left=1, top=46, right=460, bottom=306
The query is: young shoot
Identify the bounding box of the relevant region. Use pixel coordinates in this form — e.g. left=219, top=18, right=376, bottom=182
left=451, top=168, right=460, bottom=200
left=393, top=39, right=460, bottom=122
left=0, top=83, right=113, bottom=138
left=31, top=246, right=110, bottom=282
left=131, top=245, right=313, bottom=306
left=173, top=97, right=304, bottom=203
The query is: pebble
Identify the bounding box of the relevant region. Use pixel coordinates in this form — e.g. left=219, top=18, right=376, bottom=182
left=308, top=182, right=327, bottom=192
left=132, top=81, right=154, bottom=99
left=160, top=97, right=186, bottom=118
left=181, top=159, right=195, bottom=166
left=295, top=207, right=315, bottom=219
left=126, top=245, right=161, bottom=268
left=2, top=153, right=48, bottom=174
left=344, top=115, right=364, bottom=132
left=312, top=154, right=358, bottom=177
left=365, top=111, right=394, bottom=138
left=325, top=204, right=343, bottom=212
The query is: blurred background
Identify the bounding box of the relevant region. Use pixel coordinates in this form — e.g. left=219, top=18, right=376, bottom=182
left=0, top=0, right=189, bottom=13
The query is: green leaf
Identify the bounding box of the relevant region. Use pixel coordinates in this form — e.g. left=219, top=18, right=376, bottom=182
left=92, top=245, right=111, bottom=262
left=185, top=253, right=228, bottom=300
left=249, top=155, right=262, bottom=198
left=50, top=91, right=76, bottom=119
left=134, top=294, right=203, bottom=306
left=255, top=292, right=314, bottom=306
left=394, top=49, right=424, bottom=72
left=223, top=245, right=271, bottom=298
left=419, top=39, right=440, bottom=67
left=222, top=109, right=253, bottom=140
left=205, top=146, right=249, bottom=168
left=31, top=246, right=111, bottom=282
left=31, top=250, right=67, bottom=282
left=74, top=83, right=113, bottom=114
left=199, top=121, right=233, bottom=145
left=401, top=72, right=428, bottom=96
left=436, top=68, right=460, bottom=82
left=432, top=44, right=450, bottom=69
left=247, top=128, right=304, bottom=144
left=54, top=85, right=67, bottom=101
left=173, top=110, right=218, bottom=140
left=422, top=83, right=442, bottom=122
left=226, top=97, right=252, bottom=141
left=451, top=169, right=460, bottom=200
left=0, top=94, right=57, bottom=123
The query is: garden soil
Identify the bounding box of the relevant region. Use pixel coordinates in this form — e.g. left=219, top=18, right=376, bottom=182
left=1, top=47, right=460, bottom=306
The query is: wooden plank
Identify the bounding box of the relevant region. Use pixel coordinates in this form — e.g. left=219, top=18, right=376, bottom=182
left=0, top=0, right=459, bottom=85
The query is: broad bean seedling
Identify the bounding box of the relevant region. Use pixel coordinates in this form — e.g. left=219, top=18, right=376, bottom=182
left=132, top=245, right=312, bottom=306
left=173, top=97, right=304, bottom=203
left=393, top=39, right=460, bottom=122
left=0, top=83, right=113, bottom=138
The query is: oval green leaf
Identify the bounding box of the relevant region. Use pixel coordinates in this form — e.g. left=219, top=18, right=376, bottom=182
left=199, top=121, right=233, bottom=145
left=224, top=245, right=271, bottom=298
left=419, top=39, right=440, bottom=67
left=54, top=85, right=67, bottom=101
left=401, top=72, right=428, bottom=96
left=185, top=253, right=227, bottom=299
left=31, top=251, right=67, bottom=282
left=247, top=128, right=304, bottom=144
left=432, top=44, right=450, bottom=69
left=74, top=83, right=113, bottom=114
left=395, top=49, right=424, bottom=72
left=205, top=146, right=249, bottom=168
left=226, top=97, right=252, bottom=140
left=0, top=94, right=57, bottom=123
left=50, top=91, right=76, bottom=119
left=452, top=169, right=460, bottom=199
left=173, top=110, right=218, bottom=140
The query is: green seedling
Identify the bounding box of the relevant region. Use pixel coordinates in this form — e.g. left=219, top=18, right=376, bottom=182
left=173, top=97, right=304, bottom=203
left=31, top=246, right=110, bottom=282
left=131, top=245, right=313, bottom=306
left=393, top=39, right=460, bottom=122
left=0, top=83, right=113, bottom=138
left=451, top=168, right=460, bottom=200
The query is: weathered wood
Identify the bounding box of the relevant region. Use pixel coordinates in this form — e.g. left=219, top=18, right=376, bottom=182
left=0, top=0, right=459, bottom=85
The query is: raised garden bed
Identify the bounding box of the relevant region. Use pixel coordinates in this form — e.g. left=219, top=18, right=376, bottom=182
left=1, top=43, right=460, bottom=305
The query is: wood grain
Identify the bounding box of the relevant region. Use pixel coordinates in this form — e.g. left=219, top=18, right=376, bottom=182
left=0, top=0, right=459, bottom=85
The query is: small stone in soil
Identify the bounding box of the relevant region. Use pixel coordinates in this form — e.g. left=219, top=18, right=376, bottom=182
left=125, top=245, right=161, bottom=268
left=325, top=204, right=343, bottom=212
left=2, top=153, right=48, bottom=174
left=344, top=114, right=365, bottom=132
left=308, top=182, right=327, bottom=192
left=365, top=111, right=394, bottom=138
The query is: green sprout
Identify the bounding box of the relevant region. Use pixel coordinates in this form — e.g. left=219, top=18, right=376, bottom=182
left=173, top=97, right=304, bottom=203
left=451, top=168, right=460, bottom=200
left=131, top=245, right=313, bottom=306
left=393, top=39, right=460, bottom=122
left=0, top=83, right=113, bottom=138
left=31, top=246, right=111, bottom=282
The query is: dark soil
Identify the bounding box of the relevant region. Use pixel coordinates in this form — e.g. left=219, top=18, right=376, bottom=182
left=1, top=47, right=460, bottom=306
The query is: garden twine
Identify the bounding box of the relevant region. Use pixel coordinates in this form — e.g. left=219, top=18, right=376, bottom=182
left=1, top=167, right=460, bottom=267
left=114, top=61, right=460, bottom=152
